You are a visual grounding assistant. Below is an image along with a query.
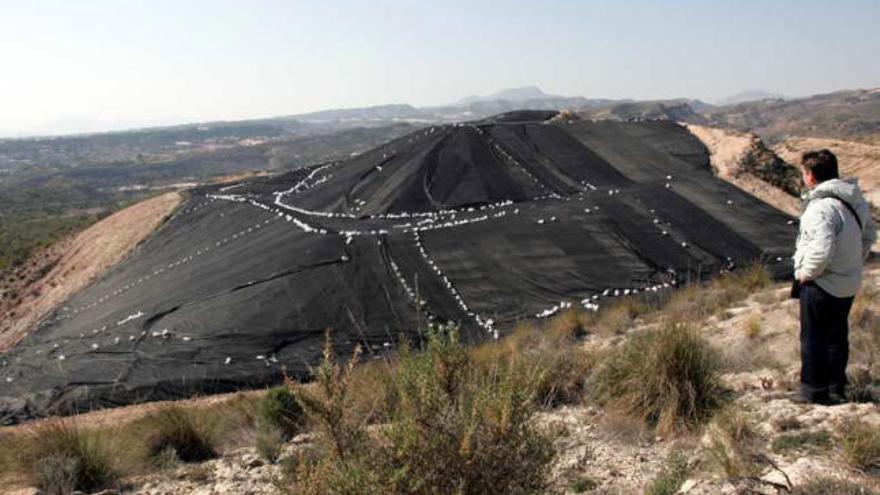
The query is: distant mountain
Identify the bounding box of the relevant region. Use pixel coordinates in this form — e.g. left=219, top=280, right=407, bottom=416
left=717, top=90, right=786, bottom=106
left=576, top=99, right=709, bottom=123
left=279, top=104, right=425, bottom=123
left=275, top=87, right=614, bottom=126
left=456, top=86, right=562, bottom=105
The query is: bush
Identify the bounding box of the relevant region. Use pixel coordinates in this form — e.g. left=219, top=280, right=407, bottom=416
left=141, top=406, right=220, bottom=464
left=260, top=385, right=304, bottom=439
left=289, top=327, right=556, bottom=495
left=589, top=322, right=726, bottom=434
left=18, top=421, right=118, bottom=494
left=841, top=419, right=880, bottom=472
left=646, top=451, right=690, bottom=495
left=588, top=298, right=652, bottom=336
left=470, top=312, right=595, bottom=407
left=570, top=475, right=600, bottom=493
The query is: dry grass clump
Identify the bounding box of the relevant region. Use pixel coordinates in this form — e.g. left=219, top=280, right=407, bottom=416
left=138, top=406, right=222, bottom=464
left=470, top=309, right=595, bottom=406
left=792, top=477, right=877, bottom=495
left=850, top=278, right=880, bottom=390
left=0, top=395, right=262, bottom=491
left=851, top=278, right=879, bottom=332
left=589, top=322, right=726, bottom=435
left=10, top=421, right=120, bottom=494
left=287, top=327, right=555, bottom=495
left=743, top=313, right=763, bottom=339
left=588, top=298, right=652, bottom=336
left=665, top=264, right=770, bottom=323
left=705, top=407, right=762, bottom=478
left=840, top=419, right=880, bottom=472
left=771, top=430, right=832, bottom=455
left=345, top=357, right=400, bottom=424
left=341, top=308, right=593, bottom=425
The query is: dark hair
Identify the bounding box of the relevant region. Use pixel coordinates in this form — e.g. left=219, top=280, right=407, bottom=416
left=801, top=149, right=839, bottom=182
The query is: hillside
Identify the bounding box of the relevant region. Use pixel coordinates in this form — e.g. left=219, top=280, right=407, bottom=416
left=701, top=87, right=880, bottom=145
left=774, top=137, right=880, bottom=208
left=0, top=192, right=181, bottom=352
left=576, top=99, right=710, bottom=123
left=685, top=124, right=802, bottom=216
left=716, top=89, right=787, bottom=106
left=0, top=113, right=797, bottom=423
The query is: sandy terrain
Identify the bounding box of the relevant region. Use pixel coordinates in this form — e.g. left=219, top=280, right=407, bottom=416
left=0, top=192, right=181, bottom=351
left=774, top=136, right=880, bottom=207
left=685, top=124, right=802, bottom=216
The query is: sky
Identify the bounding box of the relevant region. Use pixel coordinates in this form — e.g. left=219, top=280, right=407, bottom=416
left=1, top=0, right=879, bottom=136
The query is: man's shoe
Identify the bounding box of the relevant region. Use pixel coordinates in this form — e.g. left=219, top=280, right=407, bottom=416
left=790, top=392, right=836, bottom=405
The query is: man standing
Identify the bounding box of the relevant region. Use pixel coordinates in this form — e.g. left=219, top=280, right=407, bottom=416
left=794, top=149, right=876, bottom=405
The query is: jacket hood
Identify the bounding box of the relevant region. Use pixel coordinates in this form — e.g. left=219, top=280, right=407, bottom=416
left=810, top=177, right=867, bottom=206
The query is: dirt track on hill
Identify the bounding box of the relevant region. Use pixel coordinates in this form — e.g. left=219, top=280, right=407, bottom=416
left=0, top=192, right=181, bottom=352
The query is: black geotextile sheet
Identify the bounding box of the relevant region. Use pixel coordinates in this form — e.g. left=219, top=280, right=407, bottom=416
left=0, top=114, right=798, bottom=423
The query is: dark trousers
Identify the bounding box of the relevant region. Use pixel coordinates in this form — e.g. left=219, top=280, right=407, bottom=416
left=799, top=282, right=854, bottom=401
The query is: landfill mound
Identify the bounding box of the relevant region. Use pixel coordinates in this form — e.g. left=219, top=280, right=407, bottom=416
left=0, top=113, right=797, bottom=423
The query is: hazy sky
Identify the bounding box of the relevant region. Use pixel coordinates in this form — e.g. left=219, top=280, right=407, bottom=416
left=2, top=0, right=879, bottom=136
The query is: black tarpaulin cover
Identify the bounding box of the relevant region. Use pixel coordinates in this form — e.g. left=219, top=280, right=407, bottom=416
left=0, top=114, right=797, bottom=423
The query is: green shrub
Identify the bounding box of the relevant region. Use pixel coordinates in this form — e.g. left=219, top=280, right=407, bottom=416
left=590, top=322, right=725, bottom=434
left=384, top=328, right=554, bottom=494
left=260, top=385, right=304, bottom=439
left=19, top=421, right=118, bottom=494
left=570, top=475, right=600, bottom=493
left=0, top=214, right=95, bottom=269
left=141, top=406, right=220, bottom=464
left=771, top=430, right=832, bottom=455
left=646, top=451, right=690, bottom=495
left=289, top=327, right=556, bottom=495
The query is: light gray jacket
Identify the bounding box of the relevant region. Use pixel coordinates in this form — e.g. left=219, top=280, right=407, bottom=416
left=794, top=178, right=877, bottom=298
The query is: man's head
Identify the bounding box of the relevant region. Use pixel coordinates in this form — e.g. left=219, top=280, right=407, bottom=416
left=801, top=149, right=839, bottom=189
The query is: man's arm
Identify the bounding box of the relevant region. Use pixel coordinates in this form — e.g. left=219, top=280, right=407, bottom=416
left=862, top=209, right=877, bottom=260
left=795, top=201, right=840, bottom=282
